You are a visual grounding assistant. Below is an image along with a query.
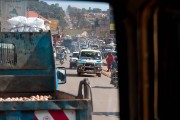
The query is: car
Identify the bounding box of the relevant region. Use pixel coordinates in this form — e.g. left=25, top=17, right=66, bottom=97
left=77, top=49, right=102, bottom=77
left=69, top=52, right=79, bottom=68
left=91, top=44, right=99, bottom=50
left=81, top=45, right=88, bottom=49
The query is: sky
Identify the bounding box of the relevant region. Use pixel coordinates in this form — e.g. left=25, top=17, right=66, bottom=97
left=42, top=1, right=109, bottom=11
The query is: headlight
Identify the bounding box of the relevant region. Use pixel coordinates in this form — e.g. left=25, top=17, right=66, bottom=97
left=70, top=59, right=77, bottom=62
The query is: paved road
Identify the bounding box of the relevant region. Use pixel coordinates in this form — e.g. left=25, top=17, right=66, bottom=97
left=56, top=55, right=120, bottom=120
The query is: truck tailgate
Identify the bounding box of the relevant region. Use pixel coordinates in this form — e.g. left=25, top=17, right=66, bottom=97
left=0, top=91, right=92, bottom=120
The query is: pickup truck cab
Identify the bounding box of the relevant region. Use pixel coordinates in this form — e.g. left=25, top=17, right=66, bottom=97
left=77, top=49, right=102, bottom=77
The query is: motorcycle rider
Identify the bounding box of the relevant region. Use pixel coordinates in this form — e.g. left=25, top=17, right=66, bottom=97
left=59, top=50, right=65, bottom=64
left=110, top=58, right=118, bottom=88
left=64, top=50, right=67, bottom=60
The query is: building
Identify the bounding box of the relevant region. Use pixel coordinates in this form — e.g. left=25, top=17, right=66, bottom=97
left=0, top=0, right=27, bottom=31
left=26, top=11, right=51, bottom=30
left=48, top=18, right=59, bottom=30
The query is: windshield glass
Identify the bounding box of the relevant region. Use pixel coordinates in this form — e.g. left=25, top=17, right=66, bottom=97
left=91, top=45, right=98, bottom=48
left=105, top=46, right=113, bottom=49
left=72, top=53, right=79, bottom=57
left=80, top=51, right=101, bottom=60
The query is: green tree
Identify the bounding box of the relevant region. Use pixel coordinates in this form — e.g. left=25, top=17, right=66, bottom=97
left=57, top=15, right=68, bottom=32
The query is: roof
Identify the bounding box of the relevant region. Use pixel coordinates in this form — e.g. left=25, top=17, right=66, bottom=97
left=27, top=11, right=51, bottom=23
left=80, top=49, right=101, bottom=52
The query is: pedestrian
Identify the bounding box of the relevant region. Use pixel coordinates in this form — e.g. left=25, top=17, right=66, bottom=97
left=106, top=51, right=114, bottom=72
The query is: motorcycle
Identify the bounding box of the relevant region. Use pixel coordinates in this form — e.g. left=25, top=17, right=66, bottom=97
left=64, top=54, right=67, bottom=60
left=60, top=58, right=64, bottom=65
left=59, top=53, right=65, bottom=65
left=110, top=68, right=119, bottom=88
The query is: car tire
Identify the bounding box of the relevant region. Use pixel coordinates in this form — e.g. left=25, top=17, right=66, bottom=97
left=97, top=73, right=101, bottom=77
left=70, top=63, right=72, bottom=69
left=77, top=72, right=81, bottom=76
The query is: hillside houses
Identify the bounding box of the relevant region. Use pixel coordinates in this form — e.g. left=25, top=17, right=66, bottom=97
left=83, top=13, right=108, bottom=23
left=27, top=11, right=51, bottom=30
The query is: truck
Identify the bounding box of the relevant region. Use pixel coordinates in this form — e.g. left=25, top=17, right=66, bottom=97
left=77, top=49, right=102, bottom=77
left=0, top=31, right=93, bottom=119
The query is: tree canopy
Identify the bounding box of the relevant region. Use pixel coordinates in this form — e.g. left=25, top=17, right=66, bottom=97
left=27, top=1, right=68, bottom=29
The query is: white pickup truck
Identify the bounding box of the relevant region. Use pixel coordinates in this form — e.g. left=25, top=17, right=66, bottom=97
left=77, top=49, right=102, bottom=77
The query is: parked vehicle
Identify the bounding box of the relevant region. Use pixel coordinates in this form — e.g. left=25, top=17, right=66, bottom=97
left=70, top=52, right=79, bottom=68
left=77, top=49, right=102, bottom=77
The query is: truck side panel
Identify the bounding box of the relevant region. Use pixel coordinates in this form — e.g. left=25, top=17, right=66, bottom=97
left=0, top=110, right=75, bottom=120
left=0, top=32, right=56, bottom=93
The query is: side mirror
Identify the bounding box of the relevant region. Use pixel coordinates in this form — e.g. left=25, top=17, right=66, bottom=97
left=70, top=56, right=72, bottom=57
left=56, top=67, right=66, bottom=85
left=77, top=56, right=79, bottom=59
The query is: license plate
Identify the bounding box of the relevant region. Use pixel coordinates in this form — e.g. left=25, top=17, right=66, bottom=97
left=87, top=70, right=94, bottom=72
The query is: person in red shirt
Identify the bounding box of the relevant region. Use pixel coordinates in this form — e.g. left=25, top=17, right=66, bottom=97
left=106, top=51, right=114, bottom=72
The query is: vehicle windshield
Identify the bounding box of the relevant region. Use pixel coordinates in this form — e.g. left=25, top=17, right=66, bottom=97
left=72, top=53, right=79, bottom=57
left=91, top=45, right=98, bottom=48
left=80, top=51, right=101, bottom=60
left=81, top=45, right=87, bottom=48
left=105, top=46, right=113, bottom=49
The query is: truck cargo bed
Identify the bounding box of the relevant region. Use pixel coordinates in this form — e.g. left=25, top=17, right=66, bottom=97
left=0, top=90, right=92, bottom=110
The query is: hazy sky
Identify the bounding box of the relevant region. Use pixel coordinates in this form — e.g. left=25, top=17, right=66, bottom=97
left=42, top=1, right=109, bottom=11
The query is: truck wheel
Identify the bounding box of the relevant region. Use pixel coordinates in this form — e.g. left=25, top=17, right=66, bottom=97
left=70, top=64, right=72, bottom=69
left=77, top=72, right=81, bottom=76
left=97, top=73, right=101, bottom=77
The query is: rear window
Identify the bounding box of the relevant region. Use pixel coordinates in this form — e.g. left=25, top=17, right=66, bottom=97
left=105, top=46, right=113, bottom=49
